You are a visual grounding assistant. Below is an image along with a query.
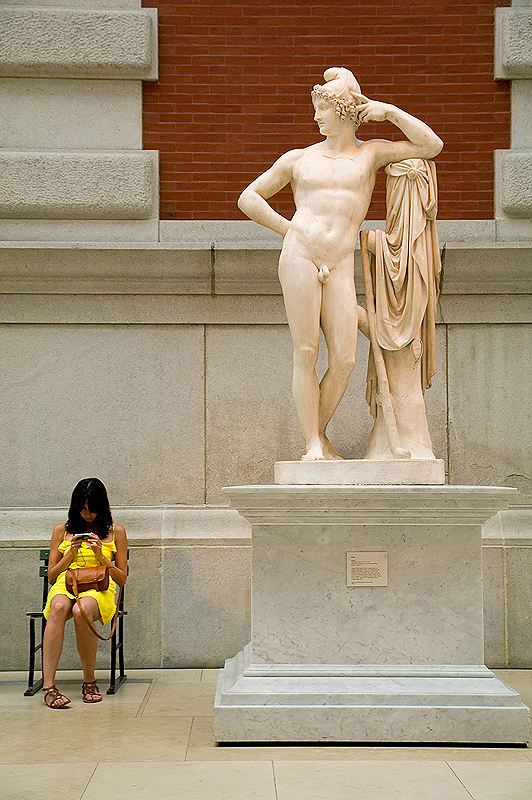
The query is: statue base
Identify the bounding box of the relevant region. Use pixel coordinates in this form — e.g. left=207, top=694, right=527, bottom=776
left=214, top=485, right=530, bottom=744
left=274, top=458, right=445, bottom=485
left=215, top=646, right=528, bottom=744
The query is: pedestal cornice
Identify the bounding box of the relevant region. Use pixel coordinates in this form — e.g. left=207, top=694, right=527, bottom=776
left=222, top=484, right=517, bottom=526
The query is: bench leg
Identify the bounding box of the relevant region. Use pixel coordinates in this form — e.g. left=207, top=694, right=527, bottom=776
left=108, top=627, right=117, bottom=694
left=107, top=615, right=126, bottom=695
left=118, top=614, right=126, bottom=681
left=24, top=616, right=44, bottom=696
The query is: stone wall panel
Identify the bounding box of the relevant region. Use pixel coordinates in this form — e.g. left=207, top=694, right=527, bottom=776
left=0, top=242, right=211, bottom=294
left=0, top=151, right=156, bottom=220
left=0, top=324, right=206, bottom=507
left=496, top=150, right=532, bottom=218
left=506, top=545, right=532, bottom=667
left=482, top=545, right=506, bottom=668
left=161, top=545, right=251, bottom=668
left=495, top=7, right=532, bottom=79
left=0, top=78, right=142, bottom=150
left=447, top=324, right=532, bottom=493
left=0, top=7, right=157, bottom=79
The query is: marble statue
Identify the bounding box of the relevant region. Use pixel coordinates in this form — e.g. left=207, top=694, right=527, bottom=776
left=238, top=67, right=443, bottom=461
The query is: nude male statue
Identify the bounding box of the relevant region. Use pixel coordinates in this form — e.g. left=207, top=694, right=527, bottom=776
left=238, top=67, right=443, bottom=461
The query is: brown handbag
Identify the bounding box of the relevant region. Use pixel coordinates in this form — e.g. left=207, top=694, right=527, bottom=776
left=66, top=566, right=122, bottom=642
left=66, top=566, right=109, bottom=594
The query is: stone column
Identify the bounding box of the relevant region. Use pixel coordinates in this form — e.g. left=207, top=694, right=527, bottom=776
left=214, top=484, right=530, bottom=744
left=495, top=1, right=532, bottom=239
left=0, top=1, right=159, bottom=242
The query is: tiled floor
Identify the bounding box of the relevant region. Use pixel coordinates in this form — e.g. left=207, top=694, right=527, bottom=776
left=1, top=668, right=532, bottom=799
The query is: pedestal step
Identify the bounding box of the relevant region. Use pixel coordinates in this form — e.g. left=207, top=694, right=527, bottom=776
left=214, top=647, right=530, bottom=744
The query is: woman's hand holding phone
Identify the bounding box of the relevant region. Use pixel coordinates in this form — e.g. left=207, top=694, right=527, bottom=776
left=82, top=533, right=104, bottom=562
left=70, top=532, right=96, bottom=552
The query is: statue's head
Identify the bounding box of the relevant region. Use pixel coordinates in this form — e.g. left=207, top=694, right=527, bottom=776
left=311, top=68, right=364, bottom=129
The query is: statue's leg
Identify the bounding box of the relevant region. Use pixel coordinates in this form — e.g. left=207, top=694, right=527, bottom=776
left=319, top=263, right=358, bottom=459
left=279, top=251, right=324, bottom=461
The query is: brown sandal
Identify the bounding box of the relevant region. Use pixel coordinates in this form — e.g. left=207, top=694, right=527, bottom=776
left=82, top=681, right=102, bottom=703
left=43, top=685, right=71, bottom=708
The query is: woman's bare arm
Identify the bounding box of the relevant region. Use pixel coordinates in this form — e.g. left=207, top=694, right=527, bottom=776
left=47, top=523, right=80, bottom=584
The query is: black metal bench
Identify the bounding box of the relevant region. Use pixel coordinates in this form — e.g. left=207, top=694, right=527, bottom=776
left=25, top=548, right=127, bottom=696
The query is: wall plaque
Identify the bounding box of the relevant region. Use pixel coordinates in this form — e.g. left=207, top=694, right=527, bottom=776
left=347, top=551, right=388, bottom=587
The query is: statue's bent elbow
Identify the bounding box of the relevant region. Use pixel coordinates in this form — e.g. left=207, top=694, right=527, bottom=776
left=237, top=188, right=253, bottom=215
left=430, top=136, right=444, bottom=158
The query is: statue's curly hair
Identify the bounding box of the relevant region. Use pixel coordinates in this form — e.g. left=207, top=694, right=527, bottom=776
left=311, top=67, right=364, bottom=128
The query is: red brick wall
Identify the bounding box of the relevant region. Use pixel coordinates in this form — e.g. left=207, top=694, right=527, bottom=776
left=142, top=1, right=511, bottom=220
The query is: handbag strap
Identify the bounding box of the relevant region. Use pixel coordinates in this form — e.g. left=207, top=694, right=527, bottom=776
left=68, top=568, right=123, bottom=642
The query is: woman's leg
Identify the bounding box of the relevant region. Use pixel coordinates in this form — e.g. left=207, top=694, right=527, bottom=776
left=42, top=594, right=73, bottom=706
left=72, top=596, right=102, bottom=701
left=279, top=252, right=323, bottom=459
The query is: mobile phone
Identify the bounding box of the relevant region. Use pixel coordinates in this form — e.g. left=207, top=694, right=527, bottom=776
left=74, top=533, right=92, bottom=540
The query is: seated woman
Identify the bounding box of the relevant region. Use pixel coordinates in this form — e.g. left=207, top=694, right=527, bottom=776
left=42, top=478, right=127, bottom=708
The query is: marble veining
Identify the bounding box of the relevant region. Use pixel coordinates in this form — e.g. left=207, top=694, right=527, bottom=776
left=251, top=523, right=483, bottom=665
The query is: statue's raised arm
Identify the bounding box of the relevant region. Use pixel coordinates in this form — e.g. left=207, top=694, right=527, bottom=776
left=354, top=97, right=443, bottom=168
left=237, top=67, right=443, bottom=462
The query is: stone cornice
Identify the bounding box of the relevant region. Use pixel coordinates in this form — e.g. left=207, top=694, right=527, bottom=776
left=222, top=485, right=517, bottom=526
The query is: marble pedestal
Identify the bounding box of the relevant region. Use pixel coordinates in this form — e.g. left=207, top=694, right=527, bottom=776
left=214, top=485, right=530, bottom=744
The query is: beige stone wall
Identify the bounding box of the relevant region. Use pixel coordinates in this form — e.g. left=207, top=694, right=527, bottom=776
left=1, top=235, right=532, bottom=671
left=1, top=508, right=251, bottom=670
left=1, top=246, right=532, bottom=669
left=1, top=3, right=532, bottom=673
left=3, top=243, right=531, bottom=508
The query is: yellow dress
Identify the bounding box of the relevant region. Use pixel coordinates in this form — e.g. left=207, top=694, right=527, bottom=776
left=43, top=534, right=118, bottom=625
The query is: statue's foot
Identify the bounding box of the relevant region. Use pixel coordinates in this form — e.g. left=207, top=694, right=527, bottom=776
left=321, top=435, right=343, bottom=461
left=301, top=442, right=325, bottom=461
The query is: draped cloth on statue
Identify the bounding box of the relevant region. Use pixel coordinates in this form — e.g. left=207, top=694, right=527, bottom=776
left=366, top=158, right=441, bottom=418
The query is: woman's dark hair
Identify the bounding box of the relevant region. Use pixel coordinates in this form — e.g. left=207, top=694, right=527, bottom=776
left=65, top=478, right=113, bottom=540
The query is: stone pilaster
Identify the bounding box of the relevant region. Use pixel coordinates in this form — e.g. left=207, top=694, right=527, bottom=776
left=495, top=2, right=532, bottom=238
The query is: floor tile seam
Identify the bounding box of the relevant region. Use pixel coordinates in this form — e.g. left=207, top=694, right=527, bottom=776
left=184, top=716, right=194, bottom=760
left=79, top=762, right=99, bottom=800
left=445, top=761, right=477, bottom=800
left=2, top=754, right=530, bottom=766
left=135, top=677, right=156, bottom=717
left=271, top=760, right=279, bottom=800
